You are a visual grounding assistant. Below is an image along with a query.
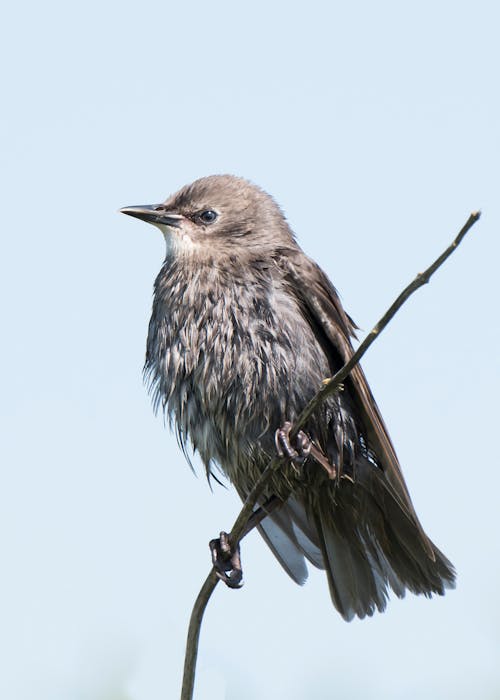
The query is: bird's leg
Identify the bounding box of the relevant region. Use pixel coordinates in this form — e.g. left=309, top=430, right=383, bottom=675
left=209, top=496, right=283, bottom=589
left=275, top=421, right=311, bottom=469
left=275, top=421, right=337, bottom=480
left=209, top=532, right=243, bottom=589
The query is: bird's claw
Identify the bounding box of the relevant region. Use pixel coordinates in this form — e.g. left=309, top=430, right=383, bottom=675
left=276, top=421, right=340, bottom=481
left=275, top=421, right=312, bottom=470
left=209, top=531, right=243, bottom=589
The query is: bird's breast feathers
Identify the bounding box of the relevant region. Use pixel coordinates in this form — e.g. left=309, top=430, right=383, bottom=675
left=145, top=260, right=329, bottom=475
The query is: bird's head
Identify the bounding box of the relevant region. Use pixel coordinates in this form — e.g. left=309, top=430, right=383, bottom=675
left=120, top=174, right=295, bottom=262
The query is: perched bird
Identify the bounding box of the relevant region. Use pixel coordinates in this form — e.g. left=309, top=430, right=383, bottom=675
left=121, top=175, right=455, bottom=620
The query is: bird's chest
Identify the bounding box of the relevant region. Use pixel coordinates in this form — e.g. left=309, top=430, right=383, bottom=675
left=146, top=265, right=327, bottom=471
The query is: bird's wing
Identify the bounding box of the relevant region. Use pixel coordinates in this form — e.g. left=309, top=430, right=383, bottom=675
left=278, top=249, right=434, bottom=557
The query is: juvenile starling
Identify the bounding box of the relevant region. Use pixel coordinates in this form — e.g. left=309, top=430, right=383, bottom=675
left=121, top=175, right=455, bottom=620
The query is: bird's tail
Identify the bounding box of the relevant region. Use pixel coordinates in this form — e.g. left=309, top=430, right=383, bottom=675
left=314, top=470, right=455, bottom=620
left=256, top=459, right=455, bottom=621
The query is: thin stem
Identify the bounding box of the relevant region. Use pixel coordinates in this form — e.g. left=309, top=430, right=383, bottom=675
left=180, top=466, right=281, bottom=700
left=180, top=497, right=283, bottom=699
left=292, top=211, right=481, bottom=432
left=180, top=210, right=481, bottom=699
left=181, top=569, right=219, bottom=700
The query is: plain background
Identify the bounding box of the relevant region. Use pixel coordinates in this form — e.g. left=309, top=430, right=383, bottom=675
left=1, top=1, right=499, bottom=698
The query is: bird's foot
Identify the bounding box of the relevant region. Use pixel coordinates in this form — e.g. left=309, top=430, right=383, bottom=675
left=209, top=531, right=243, bottom=589
left=275, top=421, right=312, bottom=469
left=275, top=421, right=338, bottom=481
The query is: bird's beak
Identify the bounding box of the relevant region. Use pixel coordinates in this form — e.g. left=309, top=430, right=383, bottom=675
left=119, top=205, right=183, bottom=228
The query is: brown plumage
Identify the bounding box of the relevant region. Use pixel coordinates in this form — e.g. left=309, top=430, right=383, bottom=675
left=121, top=174, right=455, bottom=620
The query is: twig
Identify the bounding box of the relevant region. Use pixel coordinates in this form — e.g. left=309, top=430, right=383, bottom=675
left=181, top=568, right=219, bottom=700
left=180, top=211, right=480, bottom=700
left=293, top=211, right=481, bottom=431
left=181, top=460, right=281, bottom=700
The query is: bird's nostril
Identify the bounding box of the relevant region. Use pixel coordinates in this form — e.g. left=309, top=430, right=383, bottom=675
left=154, top=205, right=165, bottom=211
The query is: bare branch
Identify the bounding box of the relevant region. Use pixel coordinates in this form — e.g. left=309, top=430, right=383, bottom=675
left=181, top=569, right=219, bottom=700
left=181, top=462, right=281, bottom=700
left=293, top=210, right=481, bottom=431
left=180, top=211, right=480, bottom=700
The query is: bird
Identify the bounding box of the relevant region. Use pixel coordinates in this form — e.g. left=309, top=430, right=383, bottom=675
left=120, top=174, right=455, bottom=621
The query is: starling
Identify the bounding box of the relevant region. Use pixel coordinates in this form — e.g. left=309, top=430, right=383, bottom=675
left=121, top=175, right=455, bottom=620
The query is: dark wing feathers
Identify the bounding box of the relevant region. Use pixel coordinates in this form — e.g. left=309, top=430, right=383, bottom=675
left=266, top=250, right=456, bottom=619
left=281, top=251, right=434, bottom=554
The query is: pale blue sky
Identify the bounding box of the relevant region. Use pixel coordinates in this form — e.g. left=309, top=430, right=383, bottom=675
left=1, top=1, right=499, bottom=698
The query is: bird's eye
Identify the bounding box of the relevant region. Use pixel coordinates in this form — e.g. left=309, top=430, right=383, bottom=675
left=197, top=209, right=218, bottom=224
